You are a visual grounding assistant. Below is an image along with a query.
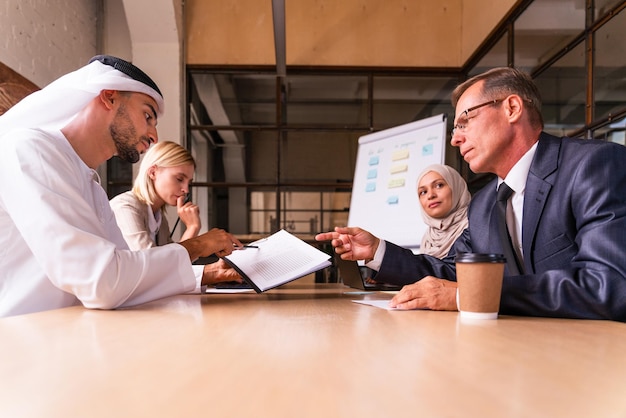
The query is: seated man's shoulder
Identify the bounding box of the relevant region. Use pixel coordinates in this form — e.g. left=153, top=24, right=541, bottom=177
left=563, top=135, right=626, bottom=157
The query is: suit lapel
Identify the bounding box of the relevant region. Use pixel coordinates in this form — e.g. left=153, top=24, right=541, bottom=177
left=522, top=133, right=560, bottom=273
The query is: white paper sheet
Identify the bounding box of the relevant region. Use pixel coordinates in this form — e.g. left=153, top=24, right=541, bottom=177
left=351, top=299, right=420, bottom=311
left=205, top=288, right=255, bottom=294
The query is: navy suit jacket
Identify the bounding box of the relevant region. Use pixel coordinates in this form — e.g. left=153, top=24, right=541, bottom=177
left=375, top=132, right=626, bottom=321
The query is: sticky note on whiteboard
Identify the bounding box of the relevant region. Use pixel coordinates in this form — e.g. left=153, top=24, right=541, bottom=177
left=388, top=178, right=405, bottom=189
left=387, top=195, right=399, bottom=204
left=390, top=164, right=408, bottom=174
left=392, top=149, right=410, bottom=161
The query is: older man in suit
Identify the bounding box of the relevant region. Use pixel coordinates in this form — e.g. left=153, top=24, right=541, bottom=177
left=316, top=67, right=626, bottom=321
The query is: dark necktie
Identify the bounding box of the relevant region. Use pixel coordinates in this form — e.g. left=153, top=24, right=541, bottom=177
left=497, top=183, right=521, bottom=275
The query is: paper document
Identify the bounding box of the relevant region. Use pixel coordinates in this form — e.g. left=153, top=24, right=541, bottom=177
left=352, top=299, right=418, bottom=311
left=224, top=229, right=332, bottom=292
left=205, top=288, right=255, bottom=294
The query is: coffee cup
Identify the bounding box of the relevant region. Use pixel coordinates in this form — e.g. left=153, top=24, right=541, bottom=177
left=455, top=253, right=506, bottom=320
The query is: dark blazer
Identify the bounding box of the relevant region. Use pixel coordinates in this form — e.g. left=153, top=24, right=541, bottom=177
left=375, top=132, right=626, bottom=321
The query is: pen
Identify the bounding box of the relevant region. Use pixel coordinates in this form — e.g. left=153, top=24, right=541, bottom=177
left=242, top=245, right=259, bottom=249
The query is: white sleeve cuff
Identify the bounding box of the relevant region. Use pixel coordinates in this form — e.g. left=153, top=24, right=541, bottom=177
left=190, top=265, right=206, bottom=294
left=365, top=240, right=386, bottom=271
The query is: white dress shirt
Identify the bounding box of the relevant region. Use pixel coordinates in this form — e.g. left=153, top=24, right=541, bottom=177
left=498, top=142, right=538, bottom=264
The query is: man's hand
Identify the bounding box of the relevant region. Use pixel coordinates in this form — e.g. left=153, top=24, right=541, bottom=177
left=390, top=276, right=458, bottom=311
left=178, top=228, right=242, bottom=261
left=201, top=259, right=243, bottom=286
left=315, top=226, right=380, bottom=261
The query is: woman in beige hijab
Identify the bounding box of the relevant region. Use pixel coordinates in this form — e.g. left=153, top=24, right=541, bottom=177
left=417, top=164, right=471, bottom=258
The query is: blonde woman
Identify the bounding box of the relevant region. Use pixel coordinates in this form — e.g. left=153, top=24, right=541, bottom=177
left=110, top=141, right=241, bottom=285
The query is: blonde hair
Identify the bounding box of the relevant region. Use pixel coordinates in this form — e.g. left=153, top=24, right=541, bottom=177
left=132, top=141, right=195, bottom=207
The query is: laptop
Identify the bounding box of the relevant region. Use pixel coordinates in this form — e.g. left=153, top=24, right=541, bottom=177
left=335, top=255, right=402, bottom=291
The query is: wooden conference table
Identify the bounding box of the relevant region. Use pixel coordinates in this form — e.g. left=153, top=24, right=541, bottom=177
left=1, top=283, right=625, bottom=418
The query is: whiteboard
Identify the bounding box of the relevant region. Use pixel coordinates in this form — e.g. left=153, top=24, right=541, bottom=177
left=347, top=114, right=447, bottom=251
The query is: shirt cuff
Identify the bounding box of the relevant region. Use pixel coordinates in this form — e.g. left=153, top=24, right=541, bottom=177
left=190, top=265, right=206, bottom=294
left=365, top=240, right=386, bottom=271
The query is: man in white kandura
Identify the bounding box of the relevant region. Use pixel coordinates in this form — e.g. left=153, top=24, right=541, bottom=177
left=0, top=55, right=242, bottom=317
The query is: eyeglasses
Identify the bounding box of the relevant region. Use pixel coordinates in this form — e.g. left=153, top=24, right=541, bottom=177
left=451, top=98, right=503, bottom=137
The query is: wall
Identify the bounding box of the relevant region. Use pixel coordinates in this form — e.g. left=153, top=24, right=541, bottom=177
left=286, top=1, right=461, bottom=67
left=0, top=0, right=99, bottom=88
left=186, top=0, right=275, bottom=65
left=185, top=0, right=517, bottom=68
left=461, top=0, right=518, bottom=63
left=186, top=0, right=462, bottom=67
left=120, top=0, right=184, bottom=142
left=101, top=0, right=132, bottom=60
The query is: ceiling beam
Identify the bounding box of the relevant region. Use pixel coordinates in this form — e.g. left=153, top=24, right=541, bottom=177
left=272, top=0, right=286, bottom=77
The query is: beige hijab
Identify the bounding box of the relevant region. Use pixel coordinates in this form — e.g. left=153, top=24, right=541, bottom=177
left=418, top=164, right=471, bottom=258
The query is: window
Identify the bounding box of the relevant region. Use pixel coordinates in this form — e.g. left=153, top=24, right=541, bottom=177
left=186, top=70, right=458, bottom=237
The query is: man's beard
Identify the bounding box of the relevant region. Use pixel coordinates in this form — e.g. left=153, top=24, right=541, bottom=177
left=109, top=103, right=141, bottom=163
